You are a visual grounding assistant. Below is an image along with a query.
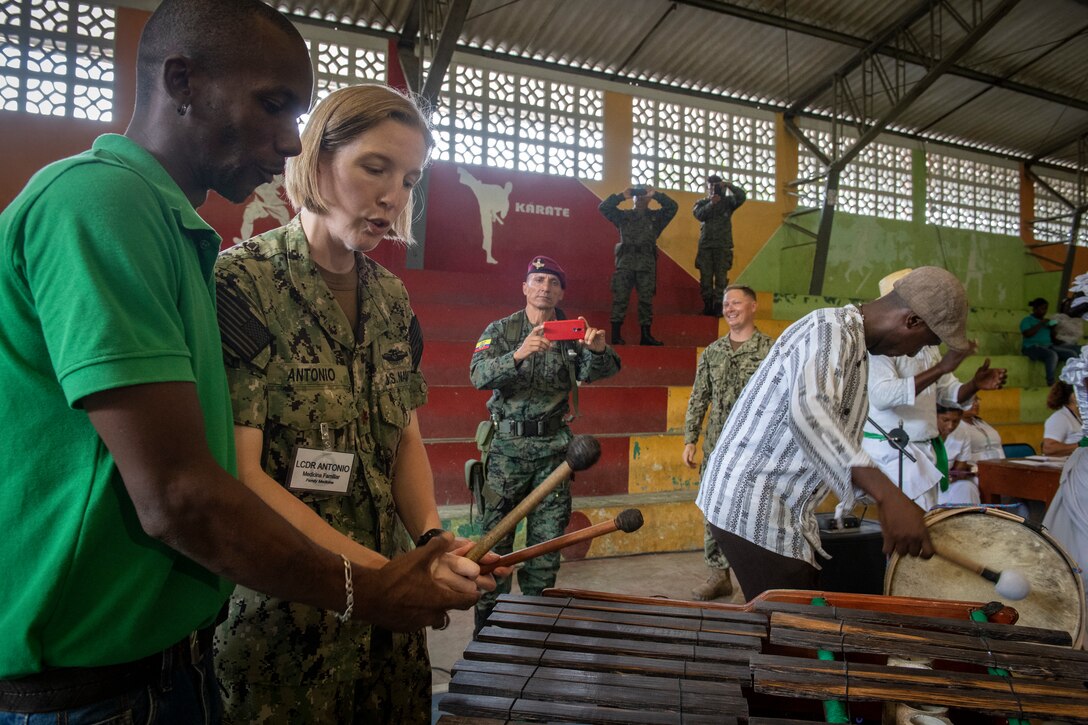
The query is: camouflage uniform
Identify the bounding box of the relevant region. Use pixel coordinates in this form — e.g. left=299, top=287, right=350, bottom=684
left=599, top=191, right=678, bottom=325
left=683, top=329, right=772, bottom=570
left=693, top=182, right=746, bottom=309
left=470, top=310, right=620, bottom=614
left=212, top=216, right=430, bottom=724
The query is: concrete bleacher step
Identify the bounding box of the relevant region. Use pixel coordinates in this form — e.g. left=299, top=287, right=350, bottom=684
left=438, top=490, right=707, bottom=560
left=415, top=301, right=720, bottom=345
left=429, top=428, right=708, bottom=508
left=421, top=341, right=698, bottom=386
left=964, top=355, right=1050, bottom=389
left=398, top=267, right=703, bottom=315
left=429, top=435, right=632, bottom=506
left=421, top=385, right=669, bottom=440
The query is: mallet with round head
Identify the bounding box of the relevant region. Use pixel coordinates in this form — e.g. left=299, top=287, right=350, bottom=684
left=479, top=508, right=643, bottom=575
left=465, top=434, right=601, bottom=563
left=935, top=546, right=1031, bottom=601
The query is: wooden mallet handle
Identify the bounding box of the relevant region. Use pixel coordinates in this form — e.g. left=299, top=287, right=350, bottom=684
left=934, top=546, right=1000, bottom=584
left=465, top=435, right=601, bottom=562
left=480, top=508, right=643, bottom=574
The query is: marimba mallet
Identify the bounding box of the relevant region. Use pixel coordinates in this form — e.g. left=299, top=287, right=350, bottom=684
left=935, top=546, right=1031, bottom=600
left=479, top=508, right=644, bottom=575
left=464, top=434, right=601, bottom=563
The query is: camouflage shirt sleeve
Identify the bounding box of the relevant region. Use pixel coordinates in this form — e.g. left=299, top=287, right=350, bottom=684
left=214, top=255, right=272, bottom=430
left=598, top=193, right=626, bottom=227
left=653, top=192, right=679, bottom=232
left=574, top=343, right=621, bottom=383
left=692, top=197, right=714, bottom=221
left=723, top=182, right=747, bottom=209
left=684, top=347, right=713, bottom=444
left=469, top=317, right=520, bottom=390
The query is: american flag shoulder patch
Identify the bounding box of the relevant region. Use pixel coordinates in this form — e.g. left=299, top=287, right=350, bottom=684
left=474, top=338, right=492, bottom=352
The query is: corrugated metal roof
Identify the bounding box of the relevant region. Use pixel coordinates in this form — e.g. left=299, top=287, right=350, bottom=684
left=275, top=0, right=1088, bottom=172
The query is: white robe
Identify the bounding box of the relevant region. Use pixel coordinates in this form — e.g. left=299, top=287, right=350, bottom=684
left=1043, top=447, right=1088, bottom=599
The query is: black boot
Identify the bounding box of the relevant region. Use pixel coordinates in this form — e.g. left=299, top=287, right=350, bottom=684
left=640, top=325, right=664, bottom=346
left=702, top=300, right=716, bottom=316
left=611, top=322, right=625, bottom=345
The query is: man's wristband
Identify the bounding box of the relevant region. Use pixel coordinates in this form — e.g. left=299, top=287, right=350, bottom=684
left=416, top=528, right=445, bottom=547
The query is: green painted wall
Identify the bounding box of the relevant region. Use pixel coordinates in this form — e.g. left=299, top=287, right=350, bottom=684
left=739, top=211, right=1044, bottom=309
left=738, top=146, right=1051, bottom=311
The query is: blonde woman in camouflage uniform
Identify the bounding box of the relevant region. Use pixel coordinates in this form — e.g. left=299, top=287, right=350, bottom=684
left=682, top=286, right=771, bottom=600
left=212, top=85, right=496, bottom=723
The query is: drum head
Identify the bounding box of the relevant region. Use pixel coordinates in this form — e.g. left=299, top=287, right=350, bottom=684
left=885, top=508, right=1084, bottom=645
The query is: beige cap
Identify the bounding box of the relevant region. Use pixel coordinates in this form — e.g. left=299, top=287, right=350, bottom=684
left=878, top=268, right=912, bottom=297
left=892, top=266, right=970, bottom=352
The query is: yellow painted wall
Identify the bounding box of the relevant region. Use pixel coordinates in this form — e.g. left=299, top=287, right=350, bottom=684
left=976, top=388, right=1021, bottom=424
left=994, top=423, right=1045, bottom=450
left=667, top=386, right=693, bottom=433
left=628, top=434, right=700, bottom=493
left=582, top=91, right=632, bottom=202
left=581, top=501, right=702, bottom=558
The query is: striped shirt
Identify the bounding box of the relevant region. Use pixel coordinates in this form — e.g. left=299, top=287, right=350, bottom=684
left=697, top=306, right=875, bottom=564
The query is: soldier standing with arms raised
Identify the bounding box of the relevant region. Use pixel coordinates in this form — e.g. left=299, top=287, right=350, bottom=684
left=599, top=185, right=678, bottom=346
left=682, top=285, right=771, bottom=600
left=470, top=257, right=621, bottom=632
left=693, top=175, right=746, bottom=316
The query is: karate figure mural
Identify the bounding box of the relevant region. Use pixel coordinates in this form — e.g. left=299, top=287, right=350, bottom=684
left=235, top=176, right=291, bottom=244
left=458, top=167, right=512, bottom=264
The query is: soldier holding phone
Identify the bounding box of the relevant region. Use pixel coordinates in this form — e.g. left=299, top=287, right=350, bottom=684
left=469, top=256, right=620, bottom=632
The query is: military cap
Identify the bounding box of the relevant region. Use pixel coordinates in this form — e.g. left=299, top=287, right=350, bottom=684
left=527, top=256, right=566, bottom=288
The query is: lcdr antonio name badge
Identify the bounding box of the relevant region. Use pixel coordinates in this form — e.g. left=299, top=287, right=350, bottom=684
left=288, top=447, right=357, bottom=495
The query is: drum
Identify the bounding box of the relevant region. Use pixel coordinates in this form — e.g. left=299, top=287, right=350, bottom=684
left=885, top=507, right=1085, bottom=647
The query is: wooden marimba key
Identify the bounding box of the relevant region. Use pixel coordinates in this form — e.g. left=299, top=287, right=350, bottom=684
left=438, top=591, right=1088, bottom=724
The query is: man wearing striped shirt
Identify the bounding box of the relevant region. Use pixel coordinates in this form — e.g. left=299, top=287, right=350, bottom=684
left=696, top=267, right=970, bottom=599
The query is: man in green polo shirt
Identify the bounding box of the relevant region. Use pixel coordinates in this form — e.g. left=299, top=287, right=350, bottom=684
left=0, top=1, right=488, bottom=721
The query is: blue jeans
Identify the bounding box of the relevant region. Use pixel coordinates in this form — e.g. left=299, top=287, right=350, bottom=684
left=1023, top=344, right=1080, bottom=385
left=0, top=650, right=221, bottom=725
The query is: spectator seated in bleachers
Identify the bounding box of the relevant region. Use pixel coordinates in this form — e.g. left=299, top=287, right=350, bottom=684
left=1021, top=297, right=1079, bottom=386
left=1051, top=296, right=1085, bottom=352
left=957, top=397, right=1006, bottom=462
left=1042, top=381, right=1082, bottom=457
left=936, top=404, right=981, bottom=506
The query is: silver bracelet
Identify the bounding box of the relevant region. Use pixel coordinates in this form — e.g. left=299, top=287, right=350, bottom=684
left=337, top=554, right=354, bottom=623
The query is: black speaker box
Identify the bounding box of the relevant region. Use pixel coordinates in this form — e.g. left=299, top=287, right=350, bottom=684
left=815, top=512, right=885, bottom=595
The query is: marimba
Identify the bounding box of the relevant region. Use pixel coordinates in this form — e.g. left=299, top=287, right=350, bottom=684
left=438, top=589, right=1088, bottom=724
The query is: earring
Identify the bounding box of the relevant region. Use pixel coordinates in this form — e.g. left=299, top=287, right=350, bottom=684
left=176, top=103, right=189, bottom=116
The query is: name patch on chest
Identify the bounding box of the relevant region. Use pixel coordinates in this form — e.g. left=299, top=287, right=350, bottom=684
left=282, top=365, right=342, bottom=384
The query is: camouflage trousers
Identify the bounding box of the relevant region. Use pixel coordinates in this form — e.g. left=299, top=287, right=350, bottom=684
left=703, top=519, right=731, bottom=571
left=699, top=459, right=730, bottom=571
left=610, top=268, right=656, bottom=326
left=216, top=627, right=430, bottom=724
left=695, top=245, right=733, bottom=306
left=477, top=449, right=572, bottom=615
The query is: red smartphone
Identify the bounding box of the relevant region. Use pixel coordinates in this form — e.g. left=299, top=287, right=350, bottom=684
left=542, top=319, right=586, bottom=341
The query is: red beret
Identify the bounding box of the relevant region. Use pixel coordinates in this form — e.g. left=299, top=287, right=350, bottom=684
left=526, top=256, right=566, bottom=288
